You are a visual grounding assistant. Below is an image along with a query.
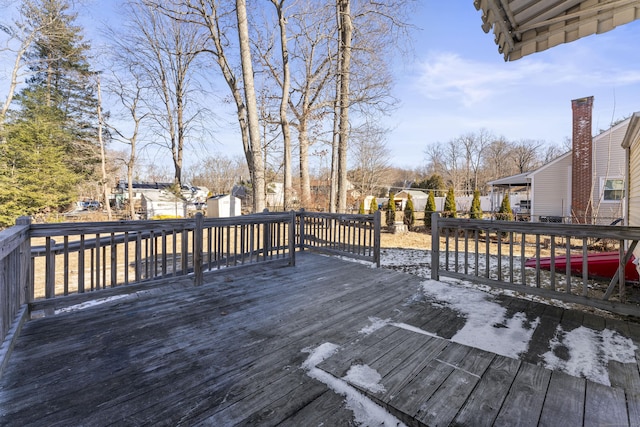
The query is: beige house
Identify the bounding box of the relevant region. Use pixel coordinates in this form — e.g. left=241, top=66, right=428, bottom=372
left=490, top=97, right=628, bottom=224
left=622, top=112, right=640, bottom=226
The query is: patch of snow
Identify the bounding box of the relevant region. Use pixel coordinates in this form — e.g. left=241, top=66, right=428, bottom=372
left=359, top=317, right=391, bottom=335
left=301, top=344, right=406, bottom=427
left=542, top=326, right=637, bottom=386
left=421, top=279, right=540, bottom=358
left=343, top=364, right=386, bottom=394
left=55, top=294, right=134, bottom=314
left=392, top=322, right=441, bottom=338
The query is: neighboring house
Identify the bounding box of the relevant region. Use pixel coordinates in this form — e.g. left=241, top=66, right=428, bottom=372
left=622, top=112, right=640, bottom=228
left=206, top=194, right=241, bottom=218
left=489, top=96, right=628, bottom=224
left=394, top=190, right=429, bottom=212
left=141, top=192, right=186, bottom=219
left=113, top=181, right=208, bottom=215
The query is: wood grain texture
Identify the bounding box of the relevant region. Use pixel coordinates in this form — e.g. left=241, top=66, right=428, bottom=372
left=1, top=253, right=638, bottom=426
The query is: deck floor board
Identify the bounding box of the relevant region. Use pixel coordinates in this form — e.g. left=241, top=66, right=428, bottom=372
left=1, top=253, right=639, bottom=426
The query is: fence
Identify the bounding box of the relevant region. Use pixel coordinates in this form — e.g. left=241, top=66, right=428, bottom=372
left=430, top=214, right=640, bottom=317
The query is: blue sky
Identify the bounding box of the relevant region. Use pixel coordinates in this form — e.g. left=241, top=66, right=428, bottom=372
left=390, top=2, right=640, bottom=168
left=3, top=1, right=640, bottom=172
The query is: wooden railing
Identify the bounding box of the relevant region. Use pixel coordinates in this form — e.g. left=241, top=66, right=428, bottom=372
left=431, top=214, right=640, bottom=317
left=0, top=218, right=31, bottom=375
left=299, top=210, right=381, bottom=267
left=0, top=210, right=382, bottom=377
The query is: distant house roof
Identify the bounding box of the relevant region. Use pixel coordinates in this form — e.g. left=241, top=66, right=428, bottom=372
left=487, top=172, right=532, bottom=187
left=396, top=189, right=429, bottom=199
left=475, top=1, right=640, bottom=61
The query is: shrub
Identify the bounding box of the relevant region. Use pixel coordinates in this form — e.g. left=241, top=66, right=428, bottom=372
left=359, top=200, right=366, bottom=214
left=496, top=193, right=513, bottom=221
left=386, top=191, right=396, bottom=227
left=369, top=197, right=378, bottom=213
left=443, top=188, right=457, bottom=218
left=424, top=190, right=436, bottom=228
left=403, top=194, right=415, bottom=229
left=470, top=189, right=482, bottom=219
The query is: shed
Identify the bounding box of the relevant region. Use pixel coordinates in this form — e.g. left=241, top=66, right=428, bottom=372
left=207, top=194, right=241, bottom=218
left=141, top=192, right=186, bottom=220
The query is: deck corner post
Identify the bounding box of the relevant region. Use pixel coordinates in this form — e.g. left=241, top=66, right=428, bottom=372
left=15, top=217, right=32, bottom=305
left=289, top=210, right=296, bottom=266
left=194, top=213, right=204, bottom=286
left=431, top=213, right=440, bottom=280
left=373, top=210, right=381, bottom=267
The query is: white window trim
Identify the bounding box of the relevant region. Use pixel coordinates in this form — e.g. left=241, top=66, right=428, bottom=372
left=600, top=176, right=624, bottom=203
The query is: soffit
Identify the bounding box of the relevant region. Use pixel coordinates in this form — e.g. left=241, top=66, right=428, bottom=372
left=474, top=0, right=640, bottom=61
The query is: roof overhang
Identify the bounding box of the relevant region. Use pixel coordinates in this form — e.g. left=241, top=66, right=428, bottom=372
left=622, top=112, right=640, bottom=149
left=487, top=171, right=532, bottom=187
left=474, top=0, right=640, bottom=61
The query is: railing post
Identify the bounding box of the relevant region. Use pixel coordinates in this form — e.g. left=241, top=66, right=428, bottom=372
left=373, top=210, right=381, bottom=268
left=194, top=213, right=204, bottom=286
left=16, top=217, right=32, bottom=305
left=289, top=211, right=296, bottom=266
left=298, top=208, right=305, bottom=251
left=431, top=213, right=440, bottom=280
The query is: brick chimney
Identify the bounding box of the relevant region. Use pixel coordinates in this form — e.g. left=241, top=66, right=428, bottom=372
left=571, top=96, right=594, bottom=223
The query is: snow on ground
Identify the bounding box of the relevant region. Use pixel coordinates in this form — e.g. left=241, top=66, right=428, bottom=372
left=301, top=343, right=406, bottom=427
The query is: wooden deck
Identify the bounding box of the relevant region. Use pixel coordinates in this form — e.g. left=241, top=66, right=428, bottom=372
left=1, top=252, right=640, bottom=426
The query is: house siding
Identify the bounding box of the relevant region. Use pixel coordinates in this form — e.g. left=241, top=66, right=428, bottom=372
left=591, top=121, right=628, bottom=223
left=531, top=154, right=571, bottom=219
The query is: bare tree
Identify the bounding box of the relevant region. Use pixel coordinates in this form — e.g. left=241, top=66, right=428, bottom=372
left=95, top=75, right=112, bottom=220
left=511, top=139, right=543, bottom=173
left=155, top=0, right=266, bottom=212
left=186, top=153, right=248, bottom=195
left=105, top=65, right=150, bottom=220
left=458, top=128, right=492, bottom=194
left=348, top=122, right=391, bottom=198
left=123, top=0, right=206, bottom=188
left=268, top=0, right=293, bottom=210
left=336, top=0, right=352, bottom=212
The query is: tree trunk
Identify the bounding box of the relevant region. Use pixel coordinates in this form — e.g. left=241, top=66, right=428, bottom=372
left=271, top=0, right=293, bottom=210
left=336, top=0, right=352, bottom=213
left=96, top=76, right=112, bottom=220
left=236, top=0, right=265, bottom=212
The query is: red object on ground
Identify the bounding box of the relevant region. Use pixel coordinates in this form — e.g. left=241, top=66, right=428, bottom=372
left=524, top=251, right=640, bottom=283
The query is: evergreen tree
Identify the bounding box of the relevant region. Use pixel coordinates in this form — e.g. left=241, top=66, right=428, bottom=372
left=497, top=193, right=513, bottom=221
left=1, top=0, right=98, bottom=225
left=470, top=189, right=482, bottom=219
left=443, top=187, right=457, bottom=218
left=386, top=191, right=396, bottom=226
left=358, top=199, right=365, bottom=214
left=403, top=194, right=415, bottom=229
left=424, top=190, right=436, bottom=228
left=369, top=196, right=378, bottom=213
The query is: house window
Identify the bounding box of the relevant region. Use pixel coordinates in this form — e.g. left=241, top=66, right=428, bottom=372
left=603, top=178, right=624, bottom=201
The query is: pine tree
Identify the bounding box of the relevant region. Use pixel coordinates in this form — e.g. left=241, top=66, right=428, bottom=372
left=403, top=194, right=415, bottom=229
left=358, top=199, right=365, bottom=214
left=1, top=0, right=98, bottom=225
left=443, top=187, right=457, bottom=218
left=369, top=197, right=378, bottom=213
left=386, top=191, right=396, bottom=227
left=497, top=193, right=513, bottom=221
left=424, top=190, right=436, bottom=228
left=470, top=189, right=482, bottom=219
